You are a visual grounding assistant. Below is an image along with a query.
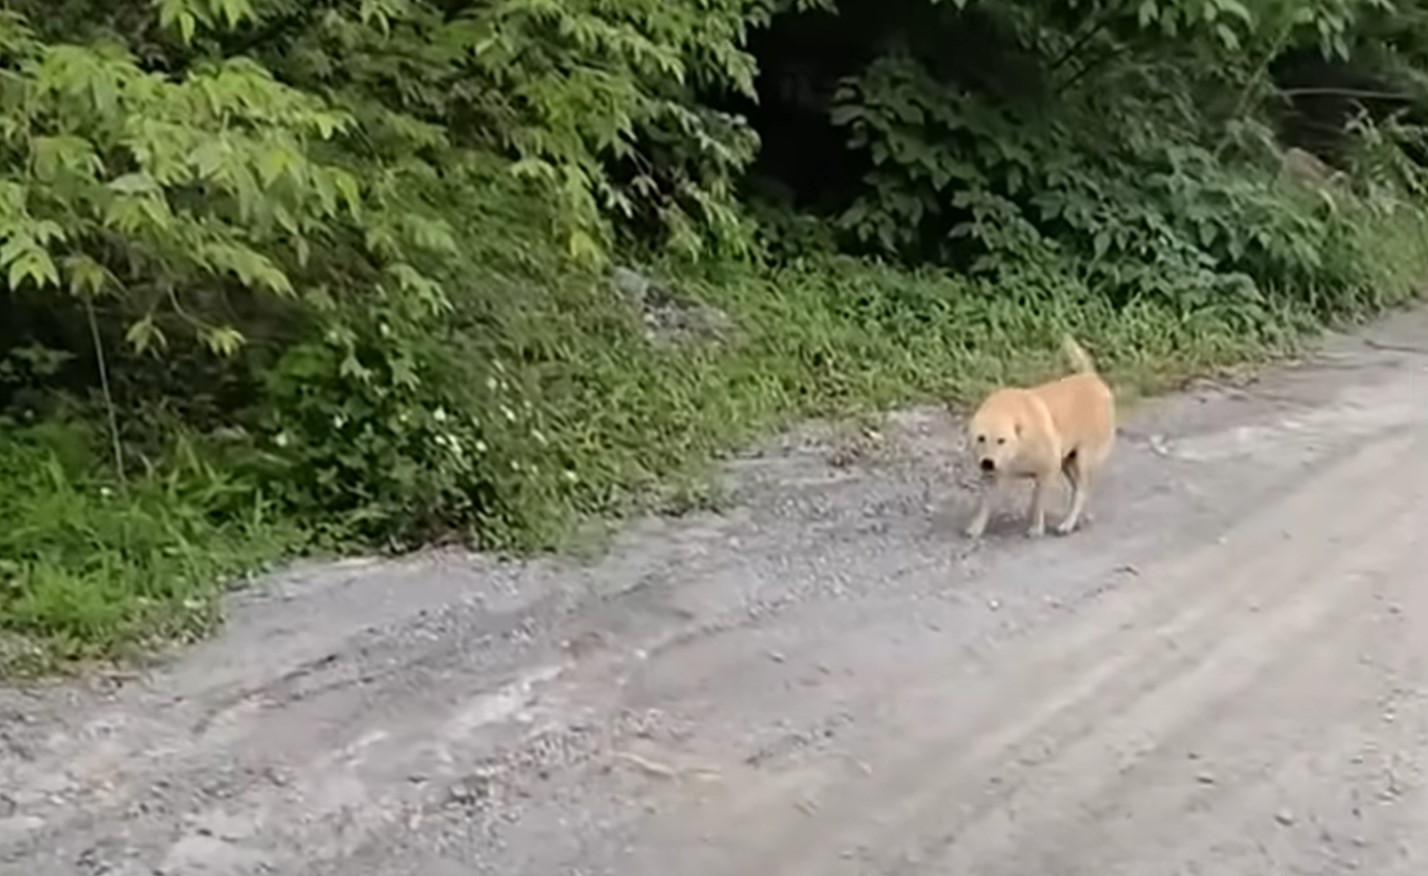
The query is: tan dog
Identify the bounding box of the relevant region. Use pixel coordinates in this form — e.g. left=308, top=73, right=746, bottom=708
left=963, top=336, right=1115, bottom=539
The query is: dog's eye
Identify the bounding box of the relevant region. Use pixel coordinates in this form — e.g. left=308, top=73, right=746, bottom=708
left=976, top=435, right=985, bottom=443
left=997, top=438, right=1007, bottom=445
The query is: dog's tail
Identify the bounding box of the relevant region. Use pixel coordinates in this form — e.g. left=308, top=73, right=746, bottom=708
left=1061, top=334, right=1096, bottom=374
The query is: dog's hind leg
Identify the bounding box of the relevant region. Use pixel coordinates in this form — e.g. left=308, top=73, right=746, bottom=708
left=1056, top=451, right=1092, bottom=535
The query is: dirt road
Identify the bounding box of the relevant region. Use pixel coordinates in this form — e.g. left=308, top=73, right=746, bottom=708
left=4, top=312, right=1428, bottom=876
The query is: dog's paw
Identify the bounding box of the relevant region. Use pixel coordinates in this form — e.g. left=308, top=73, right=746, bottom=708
left=1054, top=519, right=1078, bottom=536
left=963, top=524, right=986, bottom=540
left=1025, top=524, right=1045, bottom=539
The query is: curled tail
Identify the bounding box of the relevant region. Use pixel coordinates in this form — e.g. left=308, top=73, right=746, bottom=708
left=1061, top=334, right=1096, bottom=374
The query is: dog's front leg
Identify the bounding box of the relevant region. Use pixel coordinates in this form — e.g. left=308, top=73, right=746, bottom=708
left=1025, top=473, right=1051, bottom=537
left=964, top=479, right=999, bottom=539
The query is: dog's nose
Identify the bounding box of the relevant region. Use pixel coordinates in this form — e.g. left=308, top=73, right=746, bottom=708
left=979, top=459, right=995, bottom=473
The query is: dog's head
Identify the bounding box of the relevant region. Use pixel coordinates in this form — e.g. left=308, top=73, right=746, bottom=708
left=967, top=394, right=1022, bottom=478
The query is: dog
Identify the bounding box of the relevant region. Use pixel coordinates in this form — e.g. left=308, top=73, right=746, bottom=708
left=963, top=336, right=1115, bottom=539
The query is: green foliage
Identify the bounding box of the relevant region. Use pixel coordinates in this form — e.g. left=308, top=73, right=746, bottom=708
left=825, top=2, right=1382, bottom=279
left=5, top=0, right=1428, bottom=671
left=255, top=302, right=566, bottom=548
left=231, top=0, right=770, bottom=260
left=0, top=415, right=300, bottom=674
left=0, top=7, right=460, bottom=365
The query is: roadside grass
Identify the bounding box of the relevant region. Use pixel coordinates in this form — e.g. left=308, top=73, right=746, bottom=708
left=0, top=421, right=304, bottom=676
left=3, top=202, right=1426, bottom=676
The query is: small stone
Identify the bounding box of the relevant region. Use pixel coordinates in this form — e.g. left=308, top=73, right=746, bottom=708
left=1196, top=772, right=1216, bottom=785
left=1275, top=809, right=1296, bottom=826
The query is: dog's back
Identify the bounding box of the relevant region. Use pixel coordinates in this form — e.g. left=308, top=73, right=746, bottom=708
left=1031, top=337, right=1115, bottom=454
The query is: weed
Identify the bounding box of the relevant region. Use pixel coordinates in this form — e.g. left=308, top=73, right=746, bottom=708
left=0, top=418, right=303, bottom=675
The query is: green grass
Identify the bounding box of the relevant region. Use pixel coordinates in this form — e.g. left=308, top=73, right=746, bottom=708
left=0, top=419, right=304, bottom=676
left=3, top=200, right=1426, bottom=676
